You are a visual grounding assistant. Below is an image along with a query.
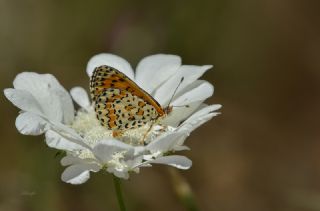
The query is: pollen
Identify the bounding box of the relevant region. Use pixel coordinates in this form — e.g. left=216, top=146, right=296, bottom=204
left=71, top=108, right=112, bottom=146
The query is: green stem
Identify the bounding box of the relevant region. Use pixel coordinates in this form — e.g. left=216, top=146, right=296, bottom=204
left=168, top=168, right=199, bottom=211
left=113, top=175, right=127, bottom=211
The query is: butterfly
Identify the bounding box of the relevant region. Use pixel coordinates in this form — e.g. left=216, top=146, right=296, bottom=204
left=89, top=65, right=173, bottom=137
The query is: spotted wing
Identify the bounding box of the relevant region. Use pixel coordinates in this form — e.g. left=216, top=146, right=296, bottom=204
left=89, top=65, right=165, bottom=131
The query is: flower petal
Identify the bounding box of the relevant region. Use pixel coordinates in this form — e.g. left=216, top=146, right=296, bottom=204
left=49, top=120, right=85, bottom=142
left=12, top=72, right=74, bottom=124
left=173, top=145, right=190, bottom=151
left=154, top=65, right=213, bottom=105
left=61, top=163, right=100, bottom=184
left=172, top=80, right=214, bottom=106
left=135, top=54, right=181, bottom=93
left=61, top=155, right=83, bottom=166
left=15, top=112, right=49, bottom=135
left=70, top=87, right=91, bottom=109
left=106, top=155, right=144, bottom=179
left=179, top=104, right=221, bottom=132
left=162, top=102, right=202, bottom=127
left=147, top=131, right=189, bottom=153
left=61, top=155, right=97, bottom=166
left=149, top=155, right=192, bottom=170
left=183, top=104, right=221, bottom=123
left=86, top=53, right=134, bottom=80
left=45, top=130, right=89, bottom=151
left=133, top=146, right=146, bottom=156
left=163, top=81, right=214, bottom=127
left=107, top=169, right=130, bottom=180
left=93, top=139, right=134, bottom=163
left=4, top=88, right=43, bottom=116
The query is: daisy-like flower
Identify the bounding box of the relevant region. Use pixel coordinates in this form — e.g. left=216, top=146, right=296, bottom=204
left=4, top=54, right=221, bottom=184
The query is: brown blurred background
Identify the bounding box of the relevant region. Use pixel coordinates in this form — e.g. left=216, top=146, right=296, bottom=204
left=1, top=0, right=320, bottom=210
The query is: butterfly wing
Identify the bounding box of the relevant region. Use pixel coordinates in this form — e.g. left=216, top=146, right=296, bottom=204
left=90, top=65, right=165, bottom=131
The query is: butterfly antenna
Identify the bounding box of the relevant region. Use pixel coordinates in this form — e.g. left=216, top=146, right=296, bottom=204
left=173, top=104, right=190, bottom=108
left=166, top=77, right=184, bottom=109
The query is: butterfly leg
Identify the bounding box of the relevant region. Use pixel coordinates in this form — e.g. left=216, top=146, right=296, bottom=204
left=140, top=122, right=155, bottom=145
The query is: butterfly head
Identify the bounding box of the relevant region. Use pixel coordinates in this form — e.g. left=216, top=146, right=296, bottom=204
left=162, top=77, right=186, bottom=117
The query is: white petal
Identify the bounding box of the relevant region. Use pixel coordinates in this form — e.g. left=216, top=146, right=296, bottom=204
left=183, top=104, right=221, bottom=123
left=12, top=72, right=74, bottom=124
left=4, top=88, right=43, bottom=115
left=162, top=81, right=214, bottom=126
left=86, top=53, right=134, bottom=80
left=173, top=145, right=190, bottom=151
left=187, top=113, right=218, bottom=132
left=172, top=80, right=213, bottom=106
left=154, top=65, right=213, bottom=105
left=61, top=163, right=100, bottom=185
left=133, top=146, right=146, bottom=156
left=107, top=168, right=130, bottom=180
left=49, top=121, right=86, bottom=142
left=61, top=155, right=96, bottom=166
left=93, top=139, right=134, bottom=163
left=61, top=155, right=83, bottom=166
left=150, top=155, right=192, bottom=170
left=162, top=102, right=202, bottom=127
left=147, top=131, right=189, bottom=153
left=135, top=54, right=181, bottom=93
left=45, top=130, right=89, bottom=151
left=15, top=112, right=49, bottom=135
left=70, top=87, right=91, bottom=109
left=126, top=155, right=144, bottom=169
left=179, top=104, right=221, bottom=132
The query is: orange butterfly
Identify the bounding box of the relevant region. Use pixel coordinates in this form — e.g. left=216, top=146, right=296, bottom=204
left=89, top=65, right=172, bottom=137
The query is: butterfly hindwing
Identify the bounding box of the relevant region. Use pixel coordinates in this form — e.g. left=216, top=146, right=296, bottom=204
left=90, top=65, right=164, bottom=131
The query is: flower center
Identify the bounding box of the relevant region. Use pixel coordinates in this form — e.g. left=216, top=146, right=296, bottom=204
left=71, top=107, right=175, bottom=147
left=108, top=151, right=127, bottom=170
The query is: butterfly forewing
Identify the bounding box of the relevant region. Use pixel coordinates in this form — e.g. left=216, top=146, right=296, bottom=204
left=90, top=65, right=165, bottom=131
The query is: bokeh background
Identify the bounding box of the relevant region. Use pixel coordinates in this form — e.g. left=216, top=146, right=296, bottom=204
left=1, top=0, right=320, bottom=210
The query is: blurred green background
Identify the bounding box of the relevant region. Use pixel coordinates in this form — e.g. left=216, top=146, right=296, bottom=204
left=1, top=0, right=320, bottom=210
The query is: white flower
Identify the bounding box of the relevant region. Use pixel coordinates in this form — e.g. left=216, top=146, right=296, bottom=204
left=4, top=54, right=221, bottom=184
